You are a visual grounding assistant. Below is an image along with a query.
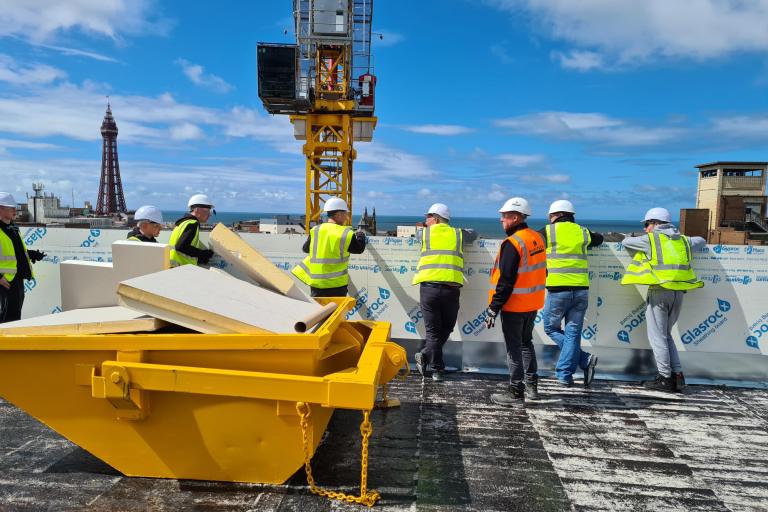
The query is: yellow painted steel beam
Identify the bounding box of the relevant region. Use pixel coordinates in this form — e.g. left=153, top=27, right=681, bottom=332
left=90, top=336, right=405, bottom=414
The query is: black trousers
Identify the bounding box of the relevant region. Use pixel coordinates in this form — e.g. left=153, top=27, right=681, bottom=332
left=0, top=277, right=25, bottom=323
left=418, top=283, right=461, bottom=370
left=310, top=285, right=348, bottom=298
left=501, top=310, right=539, bottom=387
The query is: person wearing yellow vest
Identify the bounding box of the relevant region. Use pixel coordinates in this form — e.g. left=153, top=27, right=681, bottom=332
left=621, top=207, right=705, bottom=393
left=412, top=203, right=477, bottom=382
left=127, top=205, right=163, bottom=243
left=169, top=194, right=215, bottom=267
left=486, top=197, right=547, bottom=405
left=0, top=192, right=45, bottom=323
left=538, top=200, right=603, bottom=388
left=292, top=198, right=366, bottom=297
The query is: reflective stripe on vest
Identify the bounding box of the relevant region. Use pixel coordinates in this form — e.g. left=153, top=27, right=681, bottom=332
left=545, top=222, right=591, bottom=287
left=168, top=219, right=203, bottom=267
left=488, top=227, right=547, bottom=312
left=412, top=224, right=464, bottom=285
left=0, top=228, right=33, bottom=282
left=621, top=232, right=703, bottom=290
left=291, top=223, right=354, bottom=288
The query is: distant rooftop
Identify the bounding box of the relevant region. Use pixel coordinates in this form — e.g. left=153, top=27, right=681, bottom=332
left=695, top=161, right=768, bottom=169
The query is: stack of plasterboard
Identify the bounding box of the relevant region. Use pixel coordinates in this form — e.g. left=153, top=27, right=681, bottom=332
left=208, top=223, right=312, bottom=302
left=117, top=264, right=327, bottom=334
left=0, top=306, right=166, bottom=335
left=59, top=241, right=171, bottom=311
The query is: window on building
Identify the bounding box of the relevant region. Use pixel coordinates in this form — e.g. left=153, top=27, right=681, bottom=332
left=700, top=170, right=717, bottom=177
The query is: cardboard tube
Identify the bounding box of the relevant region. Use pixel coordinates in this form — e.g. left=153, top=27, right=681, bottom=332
left=294, top=302, right=338, bottom=333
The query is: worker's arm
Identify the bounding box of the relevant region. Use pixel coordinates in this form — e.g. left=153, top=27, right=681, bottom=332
left=488, top=240, right=520, bottom=313
left=588, top=231, right=604, bottom=248
left=621, top=234, right=650, bottom=258
left=175, top=222, right=210, bottom=259
left=461, top=228, right=478, bottom=246
left=348, top=231, right=367, bottom=254
left=687, top=236, right=707, bottom=250
left=301, top=236, right=310, bottom=254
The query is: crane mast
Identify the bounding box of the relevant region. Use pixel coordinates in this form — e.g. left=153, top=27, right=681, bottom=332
left=258, top=0, right=377, bottom=230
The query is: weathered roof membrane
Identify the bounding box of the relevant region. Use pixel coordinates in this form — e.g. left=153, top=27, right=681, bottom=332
left=1, top=373, right=766, bottom=511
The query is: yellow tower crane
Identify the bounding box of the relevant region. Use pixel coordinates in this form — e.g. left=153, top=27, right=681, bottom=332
left=258, top=0, right=377, bottom=231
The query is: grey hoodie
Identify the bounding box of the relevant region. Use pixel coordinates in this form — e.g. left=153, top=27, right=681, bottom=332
left=622, top=223, right=706, bottom=258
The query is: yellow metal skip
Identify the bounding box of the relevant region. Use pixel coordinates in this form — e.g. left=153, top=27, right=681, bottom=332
left=0, top=298, right=406, bottom=485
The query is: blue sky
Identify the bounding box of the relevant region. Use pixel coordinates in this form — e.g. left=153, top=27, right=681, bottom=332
left=1, top=0, right=768, bottom=220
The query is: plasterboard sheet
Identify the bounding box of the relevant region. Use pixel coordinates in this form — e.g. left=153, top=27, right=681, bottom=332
left=0, top=306, right=165, bottom=335
left=209, top=223, right=312, bottom=302
left=117, top=265, right=325, bottom=334
left=60, top=260, right=118, bottom=311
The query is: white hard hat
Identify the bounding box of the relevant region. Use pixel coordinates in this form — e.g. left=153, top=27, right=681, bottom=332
left=643, top=207, right=671, bottom=223
left=548, top=199, right=575, bottom=215
left=426, top=203, right=450, bottom=220
left=323, top=197, right=349, bottom=213
left=188, top=193, right=214, bottom=209
left=0, top=192, right=16, bottom=208
left=499, top=197, right=531, bottom=216
left=134, top=205, right=163, bottom=224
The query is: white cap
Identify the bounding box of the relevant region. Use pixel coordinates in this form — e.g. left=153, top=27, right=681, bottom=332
left=548, top=199, right=575, bottom=215
left=426, top=203, right=450, bottom=220
left=134, top=205, right=163, bottom=224
left=643, top=207, right=671, bottom=223
left=499, top=197, right=531, bottom=216
left=0, top=192, right=16, bottom=208
left=323, top=197, right=349, bottom=213
left=188, top=194, right=214, bottom=209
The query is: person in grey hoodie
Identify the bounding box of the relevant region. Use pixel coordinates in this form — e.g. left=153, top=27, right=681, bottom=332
left=621, top=207, right=706, bottom=392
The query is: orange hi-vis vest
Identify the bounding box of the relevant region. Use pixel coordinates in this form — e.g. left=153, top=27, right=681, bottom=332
left=488, top=227, right=547, bottom=313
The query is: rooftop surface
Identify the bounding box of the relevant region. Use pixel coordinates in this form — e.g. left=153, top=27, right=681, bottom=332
left=1, top=373, right=767, bottom=511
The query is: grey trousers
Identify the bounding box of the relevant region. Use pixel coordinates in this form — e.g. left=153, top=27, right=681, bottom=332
left=646, top=288, right=684, bottom=377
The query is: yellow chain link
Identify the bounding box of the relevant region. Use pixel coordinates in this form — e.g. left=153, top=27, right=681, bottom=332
left=296, top=402, right=381, bottom=507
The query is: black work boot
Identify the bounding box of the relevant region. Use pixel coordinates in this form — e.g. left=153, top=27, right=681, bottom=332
left=643, top=374, right=675, bottom=392
left=673, top=372, right=686, bottom=393
left=525, top=381, right=540, bottom=400
left=491, top=385, right=524, bottom=406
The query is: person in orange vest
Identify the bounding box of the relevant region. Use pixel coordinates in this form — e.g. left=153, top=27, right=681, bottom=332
left=485, top=197, right=547, bottom=405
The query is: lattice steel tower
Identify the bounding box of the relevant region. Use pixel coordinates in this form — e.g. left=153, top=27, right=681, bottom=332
left=96, top=102, right=127, bottom=215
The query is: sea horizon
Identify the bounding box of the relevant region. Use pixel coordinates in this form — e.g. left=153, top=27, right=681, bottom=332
left=165, top=210, right=648, bottom=237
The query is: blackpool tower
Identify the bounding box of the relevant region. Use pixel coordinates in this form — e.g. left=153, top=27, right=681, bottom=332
left=96, top=102, right=126, bottom=215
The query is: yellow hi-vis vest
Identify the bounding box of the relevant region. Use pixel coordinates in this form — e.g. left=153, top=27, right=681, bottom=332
left=0, top=227, right=33, bottom=283
left=621, top=232, right=703, bottom=290
left=292, top=223, right=354, bottom=289
left=545, top=222, right=591, bottom=287
left=412, top=223, right=464, bottom=285
left=168, top=218, right=204, bottom=267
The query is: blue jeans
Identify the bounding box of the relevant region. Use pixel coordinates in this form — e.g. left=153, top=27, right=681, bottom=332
left=543, top=290, right=591, bottom=383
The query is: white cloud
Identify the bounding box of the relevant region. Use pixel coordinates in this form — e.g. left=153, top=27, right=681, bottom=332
left=0, top=81, right=288, bottom=146
left=169, top=123, right=204, bottom=141
left=552, top=50, right=604, bottom=71
left=417, top=188, right=432, bottom=198
left=487, top=184, right=506, bottom=201
left=495, top=153, right=546, bottom=167
left=491, top=42, right=515, bottom=64
left=0, top=138, right=60, bottom=150
left=494, top=111, right=681, bottom=146
left=711, top=114, right=768, bottom=139
left=356, top=142, right=438, bottom=181
left=176, top=59, right=233, bottom=93
left=0, top=54, right=66, bottom=85
left=520, top=174, right=571, bottom=184
left=31, top=42, right=118, bottom=63
left=488, top=0, right=768, bottom=68
left=0, top=0, right=165, bottom=42
left=400, top=124, right=474, bottom=136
